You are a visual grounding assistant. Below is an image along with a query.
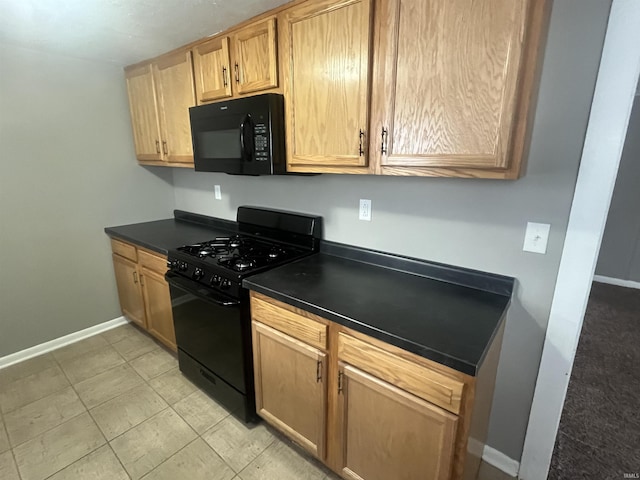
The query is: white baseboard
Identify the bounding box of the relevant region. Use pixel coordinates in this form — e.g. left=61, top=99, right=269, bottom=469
left=483, top=445, right=520, bottom=477
left=0, top=316, right=129, bottom=370
left=593, top=275, right=640, bottom=289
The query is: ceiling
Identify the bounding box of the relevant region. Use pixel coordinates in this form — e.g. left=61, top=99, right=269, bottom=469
left=0, top=0, right=290, bottom=66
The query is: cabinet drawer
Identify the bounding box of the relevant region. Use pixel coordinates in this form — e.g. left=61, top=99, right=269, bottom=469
left=250, top=295, right=327, bottom=350
left=138, top=249, right=168, bottom=274
left=338, top=333, right=463, bottom=414
left=111, top=239, right=137, bottom=262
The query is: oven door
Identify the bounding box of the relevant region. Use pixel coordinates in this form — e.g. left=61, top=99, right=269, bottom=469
left=165, top=272, right=247, bottom=393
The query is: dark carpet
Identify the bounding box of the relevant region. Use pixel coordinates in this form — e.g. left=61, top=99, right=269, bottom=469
left=548, top=282, right=640, bottom=480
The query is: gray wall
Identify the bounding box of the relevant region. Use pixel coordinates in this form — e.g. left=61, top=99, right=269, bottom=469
left=171, top=0, right=612, bottom=460
left=595, top=94, right=640, bottom=282
left=0, top=45, right=175, bottom=357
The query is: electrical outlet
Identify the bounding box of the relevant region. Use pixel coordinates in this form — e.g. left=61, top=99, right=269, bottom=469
left=523, top=222, right=550, bottom=254
left=214, top=185, right=222, bottom=200
left=359, top=199, right=372, bottom=221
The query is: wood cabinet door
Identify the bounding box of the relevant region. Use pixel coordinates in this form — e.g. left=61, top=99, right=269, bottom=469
left=193, top=37, right=233, bottom=104
left=252, top=321, right=327, bottom=459
left=371, top=0, right=530, bottom=173
left=154, top=51, right=196, bottom=164
left=140, top=266, right=176, bottom=351
left=231, top=18, right=278, bottom=95
left=280, top=0, right=372, bottom=172
left=112, top=254, right=146, bottom=328
left=125, top=64, right=162, bottom=162
left=337, top=363, right=457, bottom=480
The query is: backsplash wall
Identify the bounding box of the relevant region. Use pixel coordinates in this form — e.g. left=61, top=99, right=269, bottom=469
left=172, top=0, right=612, bottom=460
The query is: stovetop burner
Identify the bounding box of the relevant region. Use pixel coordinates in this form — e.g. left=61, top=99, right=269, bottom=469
left=176, top=235, right=302, bottom=274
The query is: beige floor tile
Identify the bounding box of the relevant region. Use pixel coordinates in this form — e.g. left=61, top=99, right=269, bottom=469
left=148, top=368, right=196, bottom=405
left=91, top=384, right=168, bottom=440
left=0, top=354, right=56, bottom=386
left=202, top=415, right=274, bottom=473
left=13, top=412, right=105, bottom=480
left=477, top=461, right=516, bottom=480
left=130, top=348, right=177, bottom=381
left=239, top=440, right=325, bottom=480
left=141, top=438, right=235, bottom=480
left=111, top=329, right=159, bottom=361
left=47, top=444, right=129, bottom=480
left=110, top=408, right=197, bottom=479
left=52, top=335, right=109, bottom=365
left=0, top=420, right=9, bottom=453
left=173, top=389, right=229, bottom=434
left=58, top=344, right=125, bottom=384
left=101, top=323, right=137, bottom=344
left=0, top=365, right=69, bottom=414
left=4, top=387, right=86, bottom=447
left=75, top=364, right=144, bottom=409
left=0, top=450, right=20, bottom=480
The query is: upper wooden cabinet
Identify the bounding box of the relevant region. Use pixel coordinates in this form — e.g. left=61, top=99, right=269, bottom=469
left=369, top=0, right=548, bottom=178
left=125, top=50, right=196, bottom=167
left=232, top=18, right=278, bottom=95
left=125, top=64, right=163, bottom=162
left=193, top=37, right=233, bottom=103
left=192, top=18, right=278, bottom=104
left=154, top=51, right=197, bottom=164
left=280, top=0, right=373, bottom=174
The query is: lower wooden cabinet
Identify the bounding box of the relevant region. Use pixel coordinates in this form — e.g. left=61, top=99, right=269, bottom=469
left=110, top=239, right=176, bottom=351
left=111, top=253, right=146, bottom=328
left=252, top=321, right=327, bottom=459
left=249, top=291, right=505, bottom=480
left=337, top=363, right=457, bottom=480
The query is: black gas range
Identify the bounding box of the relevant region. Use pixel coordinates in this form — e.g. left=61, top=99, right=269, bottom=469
left=165, top=206, right=321, bottom=422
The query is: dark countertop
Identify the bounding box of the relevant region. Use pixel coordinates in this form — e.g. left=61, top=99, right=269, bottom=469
left=104, top=210, right=236, bottom=255
left=105, top=211, right=513, bottom=376
left=244, top=242, right=513, bottom=376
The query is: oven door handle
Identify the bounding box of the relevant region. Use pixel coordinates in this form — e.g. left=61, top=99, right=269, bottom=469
left=165, top=272, right=240, bottom=307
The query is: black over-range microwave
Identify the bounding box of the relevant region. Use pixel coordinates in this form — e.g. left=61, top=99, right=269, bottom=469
left=189, top=93, right=285, bottom=175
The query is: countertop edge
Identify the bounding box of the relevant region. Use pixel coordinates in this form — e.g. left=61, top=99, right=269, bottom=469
left=104, top=227, right=167, bottom=255
left=243, top=279, right=480, bottom=376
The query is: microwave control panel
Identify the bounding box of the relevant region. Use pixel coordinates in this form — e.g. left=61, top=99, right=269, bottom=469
left=254, top=123, right=269, bottom=161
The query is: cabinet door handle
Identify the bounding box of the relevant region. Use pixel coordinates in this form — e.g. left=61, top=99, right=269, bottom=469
left=132, top=271, right=138, bottom=284
left=162, top=140, right=168, bottom=155
left=222, top=66, right=228, bottom=87
left=316, top=360, right=322, bottom=383
left=155, top=140, right=160, bottom=154
left=381, top=127, right=388, bottom=155
left=338, top=371, right=344, bottom=394
left=359, top=129, right=365, bottom=156
left=234, top=63, right=240, bottom=84
left=139, top=274, right=144, bottom=287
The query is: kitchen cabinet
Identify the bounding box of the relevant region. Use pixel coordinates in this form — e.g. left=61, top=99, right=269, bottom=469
left=110, top=239, right=176, bottom=351
left=369, top=0, right=549, bottom=179
left=336, top=363, right=457, bottom=480
left=249, top=291, right=505, bottom=480
left=125, top=64, right=162, bottom=163
left=280, top=0, right=373, bottom=174
left=125, top=50, right=196, bottom=167
left=252, top=321, right=327, bottom=459
left=112, top=251, right=146, bottom=328
left=192, top=17, right=278, bottom=104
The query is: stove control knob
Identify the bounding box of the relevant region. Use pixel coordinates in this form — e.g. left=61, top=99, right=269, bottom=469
left=220, top=279, right=231, bottom=290
left=179, top=262, right=188, bottom=271
left=167, top=260, right=178, bottom=270
left=193, top=268, right=204, bottom=280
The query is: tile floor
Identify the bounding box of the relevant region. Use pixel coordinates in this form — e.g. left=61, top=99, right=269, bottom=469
left=0, top=324, right=514, bottom=480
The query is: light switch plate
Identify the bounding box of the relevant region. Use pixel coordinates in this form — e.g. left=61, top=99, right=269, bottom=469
left=523, top=222, right=551, bottom=254
left=214, top=185, right=222, bottom=200
left=359, top=199, right=372, bottom=221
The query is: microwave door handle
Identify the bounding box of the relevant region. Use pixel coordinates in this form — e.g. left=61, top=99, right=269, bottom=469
left=239, top=114, right=254, bottom=162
